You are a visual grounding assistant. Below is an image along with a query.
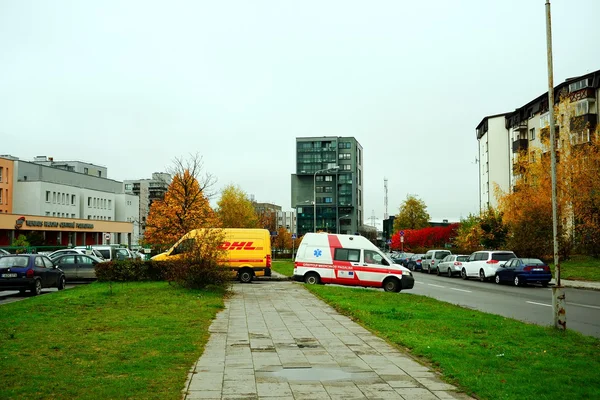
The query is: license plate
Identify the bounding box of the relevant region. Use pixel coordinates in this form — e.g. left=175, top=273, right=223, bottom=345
left=533, top=268, right=544, bottom=272
left=1, top=273, right=17, bottom=278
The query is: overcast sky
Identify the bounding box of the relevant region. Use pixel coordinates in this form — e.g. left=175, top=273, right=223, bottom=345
left=2, top=1, right=600, bottom=227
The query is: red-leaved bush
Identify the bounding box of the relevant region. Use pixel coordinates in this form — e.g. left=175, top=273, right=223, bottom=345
left=391, top=224, right=459, bottom=252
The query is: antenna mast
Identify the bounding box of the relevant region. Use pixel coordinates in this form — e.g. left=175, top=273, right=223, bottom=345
left=384, top=178, right=389, bottom=220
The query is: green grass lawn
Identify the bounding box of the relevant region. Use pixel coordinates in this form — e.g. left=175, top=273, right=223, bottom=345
left=305, top=284, right=600, bottom=400
left=272, top=260, right=294, bottom=277
left=555, top=255, right=600, bottom=281
left=0, top=282, right=225, bottom=400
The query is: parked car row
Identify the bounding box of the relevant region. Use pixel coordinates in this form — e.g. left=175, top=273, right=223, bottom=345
left=415, top=249, right=552, bottom=287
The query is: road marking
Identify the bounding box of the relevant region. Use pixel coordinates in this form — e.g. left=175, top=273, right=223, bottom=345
left=569, top=302, right=600, bottom=310
left=450, top=288, right=472, bottom=293
left=527, top=301, right=552, bottom=307
left=428, top=284, right=445, bottom=288
left=415, top=281, right=425, bottom=285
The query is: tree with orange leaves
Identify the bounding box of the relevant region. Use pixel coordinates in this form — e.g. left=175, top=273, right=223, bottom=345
left=143, top=154, right=218, bottom=250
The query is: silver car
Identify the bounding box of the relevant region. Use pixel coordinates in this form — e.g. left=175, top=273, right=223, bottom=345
left=421, top=249, right=452, bottom=274
left=437, top=255, right=470, bottom=277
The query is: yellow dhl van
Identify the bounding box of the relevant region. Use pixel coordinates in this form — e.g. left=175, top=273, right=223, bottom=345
left=151, top=228, right=272, bottom=283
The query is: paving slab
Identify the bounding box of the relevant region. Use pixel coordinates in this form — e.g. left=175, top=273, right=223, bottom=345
left=183, top=281, right=473, bottom=400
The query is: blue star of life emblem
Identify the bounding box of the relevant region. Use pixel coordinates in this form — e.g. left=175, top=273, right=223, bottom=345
left=314, top=249, right=322, bottom=257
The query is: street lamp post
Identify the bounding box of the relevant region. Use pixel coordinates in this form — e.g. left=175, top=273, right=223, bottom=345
left=314, top=166, right=339, bottom=232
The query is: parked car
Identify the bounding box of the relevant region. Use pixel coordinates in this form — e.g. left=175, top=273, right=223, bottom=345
left=0, top=254, right=66, bottom=295
left=495, top=258, right=552, bottom=287
left=406, top=254, right=425, bottom=271
left=52, top=254, right=103, bottom=281
left=398, top=253, right=414, bottom=267
left=421, top=249, right=452, bottom=274
left=461, top=250, right=517, bottom=281
left=49, top=248, right=105, bottom=261
left=437, top=255, right=470, bottom=277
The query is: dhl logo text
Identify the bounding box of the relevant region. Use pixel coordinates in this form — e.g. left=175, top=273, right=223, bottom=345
left=218, top=241, right=260, bottom=251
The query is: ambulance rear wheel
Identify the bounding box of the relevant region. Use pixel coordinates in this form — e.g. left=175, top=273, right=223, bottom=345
left=304, top=272, right=320, bottom=285
left=239, top=269, right=254, bottom=283
left=383, top=278, right=401, bottom=293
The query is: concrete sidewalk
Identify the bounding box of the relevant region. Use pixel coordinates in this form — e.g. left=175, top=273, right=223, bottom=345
left=553, top=279, right=600, bottom=291
left=183, top=281, right=472, bottom=400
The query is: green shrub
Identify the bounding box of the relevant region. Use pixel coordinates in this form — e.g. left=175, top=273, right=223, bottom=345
left=162, top=258, right=232, bottom=290
left=95, top=259, right=168, bottom=282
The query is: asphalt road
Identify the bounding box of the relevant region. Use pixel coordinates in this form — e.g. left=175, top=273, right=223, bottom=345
left=0, top=283, right=80, bottom=305
left=408, top=271, right=600, bottom=338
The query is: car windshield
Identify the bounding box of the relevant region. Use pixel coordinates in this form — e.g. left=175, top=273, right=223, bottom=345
left=457, top=256, right=469, bottom=262
left=97, top=249, right=111, bottom=259
left=0, top=256, right=29, bottom=267
left=521, top=258, right=544, bottom=265
left=492, top=252, right=517, bottom=261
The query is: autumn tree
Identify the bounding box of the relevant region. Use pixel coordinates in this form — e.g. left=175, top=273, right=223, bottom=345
left=143, top=154, right=218, bottom=249
left=479, top=207, right=508, bottom=250
left=453, top=214, right=484, bottom=253
left=272, top=227, right=292, bottom=253
left=393, top=195, right=430, bottom=232
left=216, top=185, right=259, bottom=228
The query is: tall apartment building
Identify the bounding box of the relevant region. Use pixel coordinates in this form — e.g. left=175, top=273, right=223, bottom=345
left=476, top=69, right=600, bottom=211
left=124, top=172, right=171, bottom=239
left=0, top=155, right=138, bottom=247
left=291, top=136, right=363, bottom=237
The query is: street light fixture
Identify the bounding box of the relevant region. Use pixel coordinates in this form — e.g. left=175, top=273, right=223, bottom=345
left=337, top=214, right=350, bottom=234
left=314, top=166, right=339, bottom=232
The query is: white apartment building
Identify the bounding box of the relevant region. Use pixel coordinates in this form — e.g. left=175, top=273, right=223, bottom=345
left=476, top=69, right=599, bottom=211
left=124, top=172, right=171, bottom=239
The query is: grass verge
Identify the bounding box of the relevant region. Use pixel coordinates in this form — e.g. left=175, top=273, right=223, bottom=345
left=0, top=282, right=225, bottom=400
left=272, top=260, right=294, bottom=277
left=305, top=284, right=600, bottom=400
left=555, top=255, right=600, bottom=281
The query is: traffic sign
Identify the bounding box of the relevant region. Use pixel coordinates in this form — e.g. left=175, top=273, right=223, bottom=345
left=400, top=230, right=405, bottom=237
left=400, top=237, right=404, bottom=243
left=104, top=233, right=111, bottom=241
left=291, top=234, right=297, bottom=239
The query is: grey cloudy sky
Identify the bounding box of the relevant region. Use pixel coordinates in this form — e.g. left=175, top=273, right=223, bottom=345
left=2, top=1, right=600, bottom=227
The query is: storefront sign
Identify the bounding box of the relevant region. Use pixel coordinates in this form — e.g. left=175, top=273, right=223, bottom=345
left=23, top=219, right=94, bottom=229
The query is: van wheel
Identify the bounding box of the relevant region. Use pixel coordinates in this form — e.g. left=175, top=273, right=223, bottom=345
left=238, top=269, right=253, bottom=283
left=383, top=278, right=401, bottom=293
left=304, top=272, right=320, bottom=285
left=479, top=269, right=486, bottom=282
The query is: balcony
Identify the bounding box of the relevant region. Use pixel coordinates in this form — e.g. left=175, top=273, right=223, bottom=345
left=512, top=139, right=528, bottom=153
left=570, top=114, right=597, bottom=132
left=512, top=161, right=528, bottom=175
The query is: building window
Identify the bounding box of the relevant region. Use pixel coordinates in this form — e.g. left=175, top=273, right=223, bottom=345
left=338, top=142, right=351, bottom=149
left=108, top=200, right=112, bottom=210
left=125, top=184, right=132, bottom=190
left=53, top=192, right=56, bottom=203
left=71, top=195, right=75, bottom=205
left=529, top=128, right=535, bottom=141
left=45, top=211, right=50, bottom=216
left=324, top=187, right=333, bottom=193
left=568, top=78, right=591, bottom=93
left=88, top=215, right=91, bottom=219
left=315, top=176, right=323, bottom=182
left=52, top=212, right=56, bottom=217
left=358, top=170, right=362, bottom=186
left=0, top=189, right=2, bottom=204
left=46, top=191, right=50, bottom=202
left=324, top=197, right=333, bottom=203
left=342, top=165, right=351, bottom=171
left=84, top=167, right=89, bottom=174
left=98, top=171, right=102, bottom=177
left=88, top=197, right=91, bottom=207
left=575, top=99, right=595, bottom=116
left=71, top=214, right=75, bottom=218
left=0, top=167, right=3, bottom=182
left=325, top=176, right=333, bottom=182
left=338, top=153, right=351, bottom=160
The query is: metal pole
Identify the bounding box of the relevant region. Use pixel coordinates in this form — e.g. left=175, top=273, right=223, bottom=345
left=545, top=0, right=566, bottom=330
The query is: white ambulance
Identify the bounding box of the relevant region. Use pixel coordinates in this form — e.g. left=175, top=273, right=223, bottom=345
left=293, top=233, right=414, bottom=292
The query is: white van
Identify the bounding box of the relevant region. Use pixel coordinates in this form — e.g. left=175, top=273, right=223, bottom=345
left=293, top=233, right=414, bottom=292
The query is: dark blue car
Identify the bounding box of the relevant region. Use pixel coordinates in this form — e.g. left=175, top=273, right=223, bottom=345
left=0, top=254, right=66, bottom=296
left=494, top=258, right=552, bottom=287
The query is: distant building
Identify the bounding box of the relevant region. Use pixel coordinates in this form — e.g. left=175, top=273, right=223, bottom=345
left=0, top=155, right=137, bottom=247
left=291, top=136, right=364, bottom=236
left=124, top=172, right=171, bottom=240
left=252, top=201, right=296, bottom=234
